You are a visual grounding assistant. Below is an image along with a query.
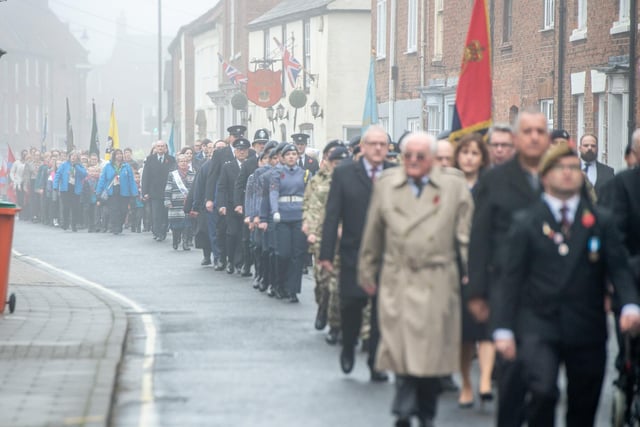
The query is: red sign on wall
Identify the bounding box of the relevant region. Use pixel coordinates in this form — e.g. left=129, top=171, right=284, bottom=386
left=247, top=69, right=283, bottom=108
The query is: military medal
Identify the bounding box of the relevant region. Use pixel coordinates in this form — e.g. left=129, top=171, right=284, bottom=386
left=558, top=243, right=569, bottom=256
left=542, top=222, right=552, bottom=237
left=553, top=233, right=564, bottom=244
left=588, top=236, right=601, bottom=262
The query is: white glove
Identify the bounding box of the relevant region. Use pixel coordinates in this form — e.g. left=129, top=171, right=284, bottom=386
left=273, top=212, right=281, bottom=223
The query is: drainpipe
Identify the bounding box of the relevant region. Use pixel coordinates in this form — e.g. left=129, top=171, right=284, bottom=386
left=628, top=0, right=637, bottom=142
left=557, top=0, right=566, bottom=129
left=389, top=0, right=396, bottom=135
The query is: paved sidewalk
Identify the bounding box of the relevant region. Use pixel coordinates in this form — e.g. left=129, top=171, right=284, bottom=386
left=0, top=255, right=128, bottom=427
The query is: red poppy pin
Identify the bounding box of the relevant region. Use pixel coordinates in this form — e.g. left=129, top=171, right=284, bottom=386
left=581, top=209, right=595, bottom=228
left=433, top=195, right=440, bottom=205
left=309, top=158, right=314, bottom=163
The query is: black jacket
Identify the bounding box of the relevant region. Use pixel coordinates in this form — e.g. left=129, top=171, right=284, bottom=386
left=216, top=159, right=241, bottom=210
left=593, top=161, right=615, bottom=196
left=320, top=158, right=395, bottom=298
left=141, top=154, right=176, bottom=199
left=493, top=198, right=639, bottom=346
left=234, top=155, right=259, bottom=208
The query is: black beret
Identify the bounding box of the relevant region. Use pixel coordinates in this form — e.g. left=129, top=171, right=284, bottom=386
left=323, top=139, right=344, bottom=155
left=291, top=133, right=310, bottom=144
left=281, top=143, right=298, bottom=156
left=328, top=146, right=349, bottom=161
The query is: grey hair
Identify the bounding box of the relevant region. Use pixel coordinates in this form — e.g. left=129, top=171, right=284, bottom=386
left=514, top=109, right=546, bottom=134
left=400, top=131, right=438, bottom=154
left=488, top=123, right=513, bottom=141
left=361, top=125, right=389, bottom=144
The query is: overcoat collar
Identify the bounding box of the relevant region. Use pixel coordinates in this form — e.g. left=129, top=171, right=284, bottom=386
left=388, top=166, right=443, bottom=234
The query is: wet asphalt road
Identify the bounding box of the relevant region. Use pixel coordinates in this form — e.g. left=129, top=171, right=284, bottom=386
left=13, top=221, right=617, bottom=426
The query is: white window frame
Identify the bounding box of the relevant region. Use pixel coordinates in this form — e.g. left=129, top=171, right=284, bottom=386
left=540, top=99, right=554, bottom=129
left=570, top=0, right=587, bottom=41
left=35, top=105, right=40, bottom=132
left=379, top=117, right=389, bottom=132
left=34, top=60, right=39, bottom=87
left=543, top=0, right=555, bottom=30
left=433, top=0, right=444, bottom=60
left=25, top=58, right=29, bottom=88
left=426, top=104, right=441, bottom=136
left=407, top=117, right=421, bottom=132
left=229, top=0, right=236, bottom=58
left=25, top=105, right=29, bottom=131
left=14, top=103, right=19, bottom=133
left=576, top=95, right=584, bottom=141
left=611, top=0, right=630, bottom=34
left=444, top=94, right=456, bottom=131
left=304, top=19, right=312, bottom=89
left=14, top=62, right=19, bottom=92
left=376, top=0, right=387, bottom=59
left=503, top=0, right=513, bottom=43
left=406, top=0, right=418, bottom=53
left=343, top=126, right=360, bottom=142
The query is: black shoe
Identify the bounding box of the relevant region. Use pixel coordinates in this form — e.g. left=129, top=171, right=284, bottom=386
left=226, top=264, right=235, bottom=274
left=252, top=278, right=261, bottom=289
left=289, top=295, right=299, bottom=303
left=241, top=266, right=252, bottom=277
left=340, top=347, right=355, bottom=374
left=370, top=370, right=389, bottom=382
left=182, top=241, right=191, bottom=251
left=361, top=338, right=370, bottom=353
left=157, top=235, right=166, bottom=242
left=266, top=285, right=275, bottom=297
left=258, top=282, right=269, bottom=292
left=173, top=242, right=179, bottom=250
left=325, top=328, right=339, bottom=345
left=479, top=391, right=494, bottom=402
left=214, top=260, right=226, bottom=271
left=314, top=307, right=328, bottom=330
left=440, top=375, right=459, bottom=392
left=201, top=258, right=212, bottom=266
left=395, top=419, right=411, bottom=427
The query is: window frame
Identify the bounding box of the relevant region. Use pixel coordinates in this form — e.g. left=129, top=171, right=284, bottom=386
left=376, top=0, right=387, bottom=59
left=406, top=0, right=418, bottom=53
left=543, top=0, right=555, bottom=30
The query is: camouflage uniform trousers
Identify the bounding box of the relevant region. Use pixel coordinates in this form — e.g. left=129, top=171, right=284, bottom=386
left=312, top=247, right=341, bottom=329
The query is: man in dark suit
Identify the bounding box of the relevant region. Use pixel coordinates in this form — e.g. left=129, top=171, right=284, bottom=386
left=292, top=133, right=319, bottom=175
left=234, top=128, right=269, bottom=276
left=142, top=140, right=176, bottom=241
left=466, top=110, right=550, bottom=426
left=217, top=137, right=251, bottom=275
left=492, top=142, right=640, bottom=427
left=206, top=126, right=245, bottom=270
left=579, top=133, right=614, bottom=196
left=319, top=125, right=394, bottom=382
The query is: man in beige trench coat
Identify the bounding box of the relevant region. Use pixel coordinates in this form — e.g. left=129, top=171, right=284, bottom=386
left=358, top=131, right=474, bottom=427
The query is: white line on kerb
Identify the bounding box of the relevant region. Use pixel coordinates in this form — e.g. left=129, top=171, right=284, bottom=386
left=12, top=250, right=158, bottom=427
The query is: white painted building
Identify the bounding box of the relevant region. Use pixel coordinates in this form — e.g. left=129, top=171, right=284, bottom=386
left=247, top=0, right=371, bottom=149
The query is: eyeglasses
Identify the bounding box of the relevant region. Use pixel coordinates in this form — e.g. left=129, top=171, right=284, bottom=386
left=403, top=152, right=428, bottom=161
left=551, top=164, right=582, bottom=172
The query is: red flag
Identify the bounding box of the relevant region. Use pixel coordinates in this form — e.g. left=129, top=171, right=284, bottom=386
left=450, top=0, right=492, bottom=142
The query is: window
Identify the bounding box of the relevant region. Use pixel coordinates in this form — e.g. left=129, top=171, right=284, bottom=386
left=444, top=95, right=456, bottom=131
left=379, top=117, right=389, bottom=132
left=407, top=117, right=421, bottom=132
left=304, top=19, right=312, bottom=89
left=14, top=62, right=19, bottom=91
left=611, top=0, right=630, bottom=34
left=44, top=62, right=49, bottom=90
left=263, top=30, right=270, bottom=58
left=407, top=0, right=417, bottom=53
left=543, top=0, right=555, bottom=29
left=426, top=105, right=441, bottom=136
left=594, top=94, right=605, bottom=149
left=503, top=0, right=513, bottom=43
left=540, top=99, right=554, bottom=129
left=14, top=103, right=19, bottom=133
left=25, top=58, right=29, bottom=88
left=229, top=0, right=235, bottom=57
left=433, top=0, right=444, bottom=60
left=343, top=126, right=360, bottom=142
left=25, top=105, right=29, bottom=131
left=570, top=0, right=587, bottom=41
left=575, top=95, right=584, bottom=141
left=35, top=105, right=40, bottom=132
left=376, top=0, right=387, bottom=58
left=34, top=60, right=39, bottom=87
left=299, top=123, right=314, bottom=147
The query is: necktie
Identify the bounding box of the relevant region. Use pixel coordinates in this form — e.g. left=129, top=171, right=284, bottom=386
left=415, top=179, right=424, bottom=198
left=560, top=204, right=571, bottom=237
left=159, top=155, right=164, bottom=163
left=298, top=158, right=303, bottom=167
left=583, top=163, right=590, bottom=174
left=370, top=166, right=378, bottom=182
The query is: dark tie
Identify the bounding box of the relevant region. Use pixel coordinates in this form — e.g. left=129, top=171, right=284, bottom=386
left=560, top=204, right=571, bottom=237
left=159, top=155, right=163, bottom=163
left=583, top=163, right=590, bottom=174
left=298, top=158, right=303, bottom=167
left=370, top=166, right=378, bottom=182
left=415, top=179, right=424, bottom=198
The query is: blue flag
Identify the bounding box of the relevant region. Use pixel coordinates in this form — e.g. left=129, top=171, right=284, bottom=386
left=362, top=56, right=378, bottom=134
left=167, top=123, right=175, bottom=156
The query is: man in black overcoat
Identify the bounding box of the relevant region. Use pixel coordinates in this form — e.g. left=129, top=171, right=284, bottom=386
left=492, top=143, right=640, bottom=427
left=319, top=125, right=394, bottom=382
left=142, top=140, right=176, bottom=241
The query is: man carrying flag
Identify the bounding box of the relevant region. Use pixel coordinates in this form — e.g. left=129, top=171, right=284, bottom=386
left=89, top=101, right=100, bottom=159
left=449, top=0, right=492, bottom=142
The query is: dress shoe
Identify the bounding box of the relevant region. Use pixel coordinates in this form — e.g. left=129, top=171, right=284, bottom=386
left=479, top=390, right=494, bottom=402
left=182, top=241, right=190, bottom=251
left=258, top=282, right=269, bottom=292
left=289, top=295, right=299, bottom=303
left=214, top=260, right=226, bottom=271
left=458, top=400, right=475, bottom=409
left=314, top=307, right=328, bottom=330
left=266, top=285, right=275, bottom=297
left=252, top=278, right=261, bottom=289
left=226, top=264, right=235, bottom=274
left=241, top=266, right=252, bottom=277
left=172, top=242, right=179, bottom=250
left=395, top=419, right=411, bottom=427
left=201, top=258, right=212, bottom=266
left=340, top=347, right=355, bottom=374
left=370, top=370, right=389, bottom=382
left=325, top=328, right=340, bottom=345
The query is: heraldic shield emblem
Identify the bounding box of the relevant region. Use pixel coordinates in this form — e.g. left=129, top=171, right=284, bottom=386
left=247, top=69, right=283, bottom=108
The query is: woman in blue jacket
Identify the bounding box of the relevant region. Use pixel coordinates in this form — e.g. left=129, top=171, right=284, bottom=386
left=96, top=149, right=138, bottom=235
left=53, top=151, right=87, bottom=231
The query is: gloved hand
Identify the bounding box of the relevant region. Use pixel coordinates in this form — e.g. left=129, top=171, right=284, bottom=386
left=273, top=212, right=281, bottom=223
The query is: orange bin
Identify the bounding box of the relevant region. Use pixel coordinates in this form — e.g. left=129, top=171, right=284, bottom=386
left=0, top=206, right=19, bottom=314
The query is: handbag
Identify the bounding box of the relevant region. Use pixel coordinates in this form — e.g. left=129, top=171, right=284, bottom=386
left=100, top=176, right=116, bottom=201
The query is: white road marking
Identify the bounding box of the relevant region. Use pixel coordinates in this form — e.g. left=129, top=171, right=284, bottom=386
left=12, top=250, right=158, bottom=427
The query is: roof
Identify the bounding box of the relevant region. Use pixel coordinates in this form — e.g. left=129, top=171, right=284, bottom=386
left=0, top=0, right=87, bottom=61
left=168, top=1, right=223, bottom=53
left=248, top=0, right=334, bottom=28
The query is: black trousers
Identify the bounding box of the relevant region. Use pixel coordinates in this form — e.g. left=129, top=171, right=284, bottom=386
left=225, top=214, right=243, bottom=267
left=216, top=212, right=228, bottom=263
left=150, top=198, right=168, bottom=238
left=519, top=335, right=606, bottom=427
left=109, top=193, right=130, bottom=234
left=275, top=221, right=306, bottom=295
left=340, top=294, right=380, bottom=369
left=392, top=375, right=440, bottom=423
left=60, top=191, right=80, bottom=230
left=496, top=355, right=527, bottom=427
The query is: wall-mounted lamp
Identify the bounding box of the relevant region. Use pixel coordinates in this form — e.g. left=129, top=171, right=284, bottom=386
left=276, top=103, right=289, bottom=120
left=240, top=110, right=251, bottom=124
left=310, top=100, right=323, bottom=119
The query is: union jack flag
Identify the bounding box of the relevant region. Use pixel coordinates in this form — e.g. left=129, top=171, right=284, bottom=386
left=217, top=53, right=248, bottom=86
left=273, top=38, right=302, bottom=88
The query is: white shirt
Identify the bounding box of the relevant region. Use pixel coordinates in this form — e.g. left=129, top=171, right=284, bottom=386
left=542, top=193, right=580, bottom=224
left=362, top=158, right=382, bottom=181
left=581, top=159, right=598, bottom=186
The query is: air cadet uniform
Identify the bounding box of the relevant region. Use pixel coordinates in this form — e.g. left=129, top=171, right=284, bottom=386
left=269, top=144, right=309, bottom=303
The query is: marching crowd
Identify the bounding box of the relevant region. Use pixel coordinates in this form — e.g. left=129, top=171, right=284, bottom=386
left=6, top=111, right=640, bottom=427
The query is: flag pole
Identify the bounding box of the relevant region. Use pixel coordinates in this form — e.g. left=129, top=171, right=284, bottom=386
left=157, top=0, right=163, bottom=141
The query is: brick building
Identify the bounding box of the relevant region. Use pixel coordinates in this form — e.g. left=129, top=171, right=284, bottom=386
left=373, top=0, right=638, bottom=169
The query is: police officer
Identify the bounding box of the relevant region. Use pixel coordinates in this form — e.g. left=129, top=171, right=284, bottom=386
left=269, top=143, right=309, bottom=302
left=217, top=136, right=251, bottom=274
